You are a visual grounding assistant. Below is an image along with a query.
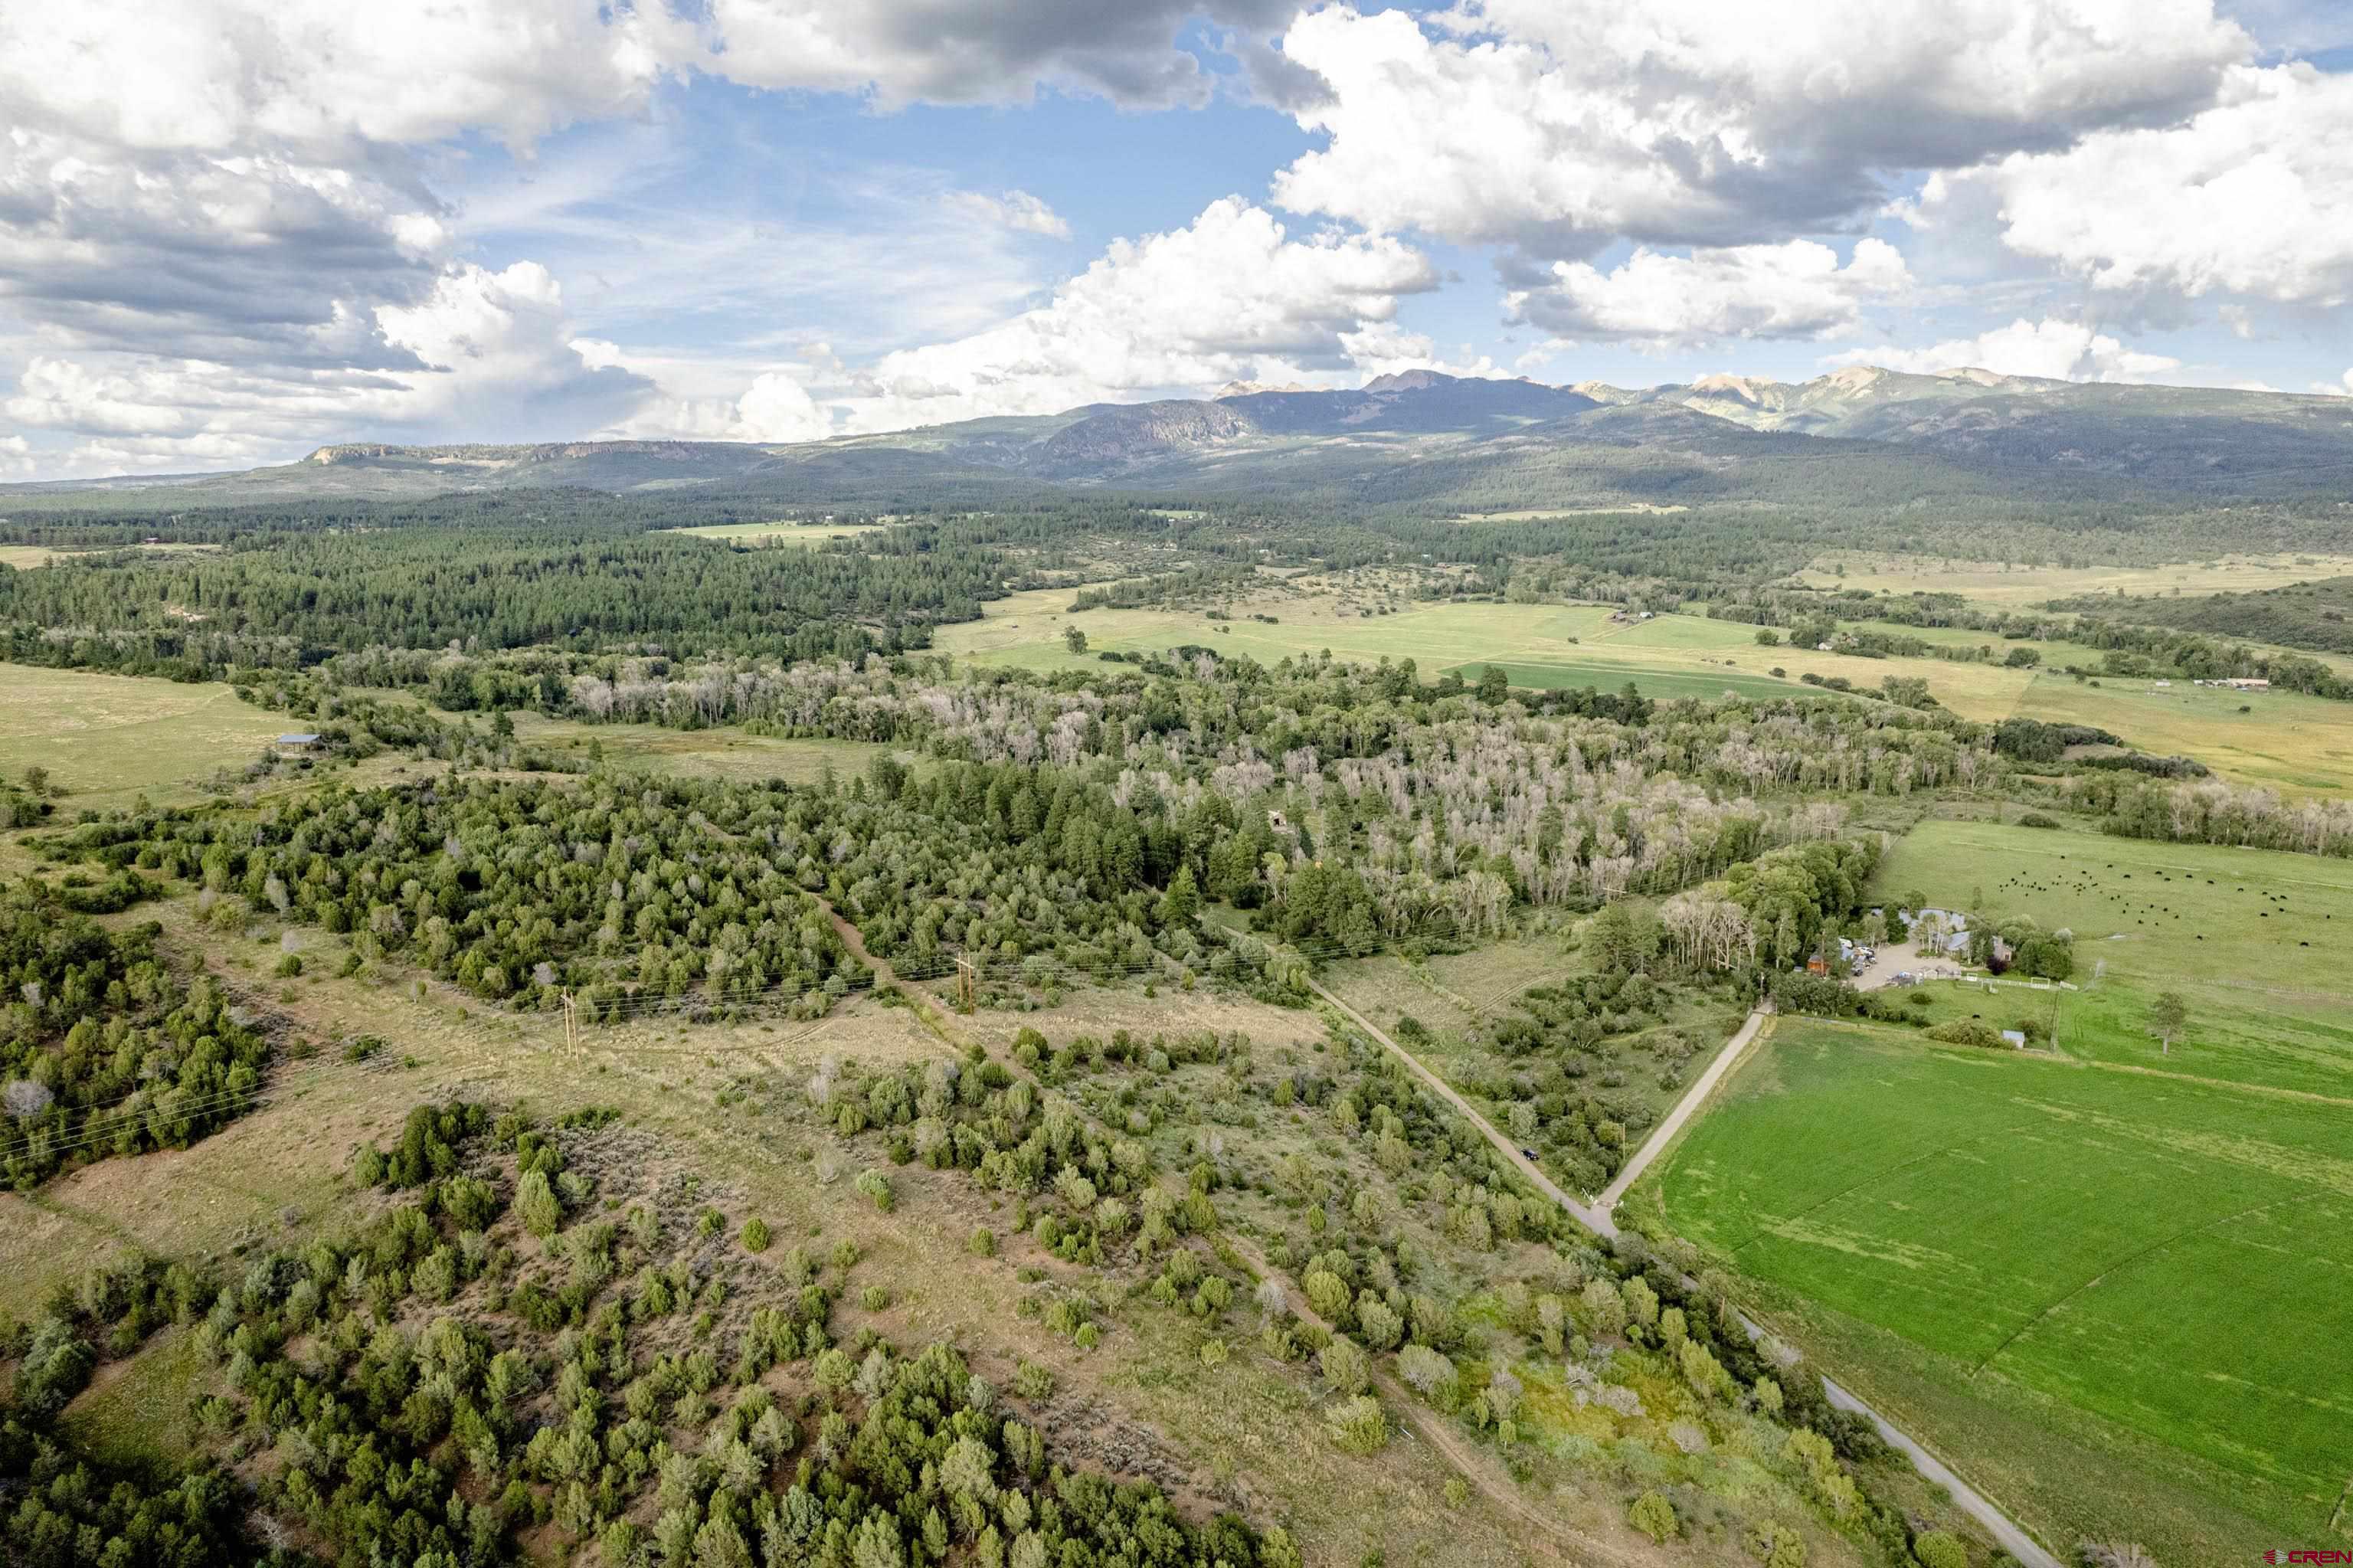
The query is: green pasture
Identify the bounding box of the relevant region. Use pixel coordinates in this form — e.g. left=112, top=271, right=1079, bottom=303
left=1452, top=659, right=1794, bottom=702
left=1652, top=1016, right=2353, bottom=1550
left=1873, top=817, right=2353, bottom=1014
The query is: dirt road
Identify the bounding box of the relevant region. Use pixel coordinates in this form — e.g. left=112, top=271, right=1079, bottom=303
left=1590, top=1009, right=1765, bottom=1216
left=1308, top=978, right=2063, bottom=1568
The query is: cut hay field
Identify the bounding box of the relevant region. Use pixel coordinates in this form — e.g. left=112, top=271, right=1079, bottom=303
left=0, top=662, right=290, bottom=807
left=940, top=591, right=2044, bottom=716
left=1791, top=552, right=2353, bottom=606
left=1648, top=1016, right=2353, bottom=1558
left=663, top=519, right=889, bottom=546
left=2012, top=672, right=2353, bottom=797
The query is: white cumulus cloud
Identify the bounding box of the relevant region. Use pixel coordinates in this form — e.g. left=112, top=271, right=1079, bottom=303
left=1832, top=316, right=2181, bottom=381
left=1922, top=63, right=2353, bottom=306
left=5, top=263, right=651, bottom=475
left=0, top=0, right=679, bottom=153
left=1510, top=239, right=1912, bottom=347
left=1271, top=1, right=2250, bottom=253
left=839, top=197, right=1435, bottom=430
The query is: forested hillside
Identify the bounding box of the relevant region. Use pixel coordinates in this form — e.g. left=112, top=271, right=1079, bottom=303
left=2050, top=574, right=2353, bottom=655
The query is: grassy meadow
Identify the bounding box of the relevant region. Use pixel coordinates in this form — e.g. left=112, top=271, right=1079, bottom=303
left=1874, top=817, right=2353, bottom=1016
left=939, top=588, right=2049, bottom=718
left=2011, top=672, right=2353, bottom=797
left=503, top=709, right=905, bottom=785
left=0, top=663, right=291, bottom=808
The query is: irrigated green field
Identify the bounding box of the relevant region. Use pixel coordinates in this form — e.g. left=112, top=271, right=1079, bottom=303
left=1636, top=817, right=2353, bottom=1557
left=1652, top=1017, right=2353, bottom=1557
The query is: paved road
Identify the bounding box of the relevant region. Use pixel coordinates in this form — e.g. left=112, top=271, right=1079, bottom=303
left=1309, top=978, right=2063, bottom=1568
left=1812, top=1373, right=2062, bottom=1568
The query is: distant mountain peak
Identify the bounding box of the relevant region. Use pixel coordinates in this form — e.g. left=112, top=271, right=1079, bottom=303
left=1362, top=369, right=1453, bottom=392
left=1689, top=373, right=1781, bottom=401
left=1819, top=365, right=1890, bottom=391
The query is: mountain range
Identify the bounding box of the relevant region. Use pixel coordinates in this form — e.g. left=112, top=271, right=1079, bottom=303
left=13, top=366, right=2353, bottom=512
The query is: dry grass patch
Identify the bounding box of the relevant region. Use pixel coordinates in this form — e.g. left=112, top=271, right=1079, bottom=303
left=0, top=662, right=289, bottom=809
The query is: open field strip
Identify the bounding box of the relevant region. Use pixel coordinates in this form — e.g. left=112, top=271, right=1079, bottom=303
left=939, top=591, right=2043, bottom=716
left=1791, top=552, right=2353, bottom=605
left=502, top=709, right=905, bottom=784
left=1451, top=504, right=1690, bottom=519
left=2011, top=672, right=2353, bottom=797
left=662, top=519, right=890, bottom=545
left=0, top=542, right=221, bottom=571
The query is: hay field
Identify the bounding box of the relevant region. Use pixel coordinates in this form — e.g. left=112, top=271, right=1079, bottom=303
left=663, top=520, right=889, bottom=545
left=1651, top=1016, right=2353, bottom=1557
left=941, top=593, right=2045, bottom=716
left=0, top=663, right=289, bottom=807
left=1792, top=552, right=2353, bottom=605
left=2011, top=673, right=2353, bottom=797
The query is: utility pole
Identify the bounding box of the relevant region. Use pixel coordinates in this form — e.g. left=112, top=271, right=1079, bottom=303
left=954, top=957, right=977, bottom=1012
left=562, top=990, right=579, bottom=1056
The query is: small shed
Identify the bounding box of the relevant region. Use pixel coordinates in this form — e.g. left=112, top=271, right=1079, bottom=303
left=2000, top=1030, right=2027, bottom=1048
left=276, top=732, right=322, bottom=754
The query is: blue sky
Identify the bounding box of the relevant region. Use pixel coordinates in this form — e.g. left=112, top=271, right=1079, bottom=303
left=1, top=0, right=2348, bottom=477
